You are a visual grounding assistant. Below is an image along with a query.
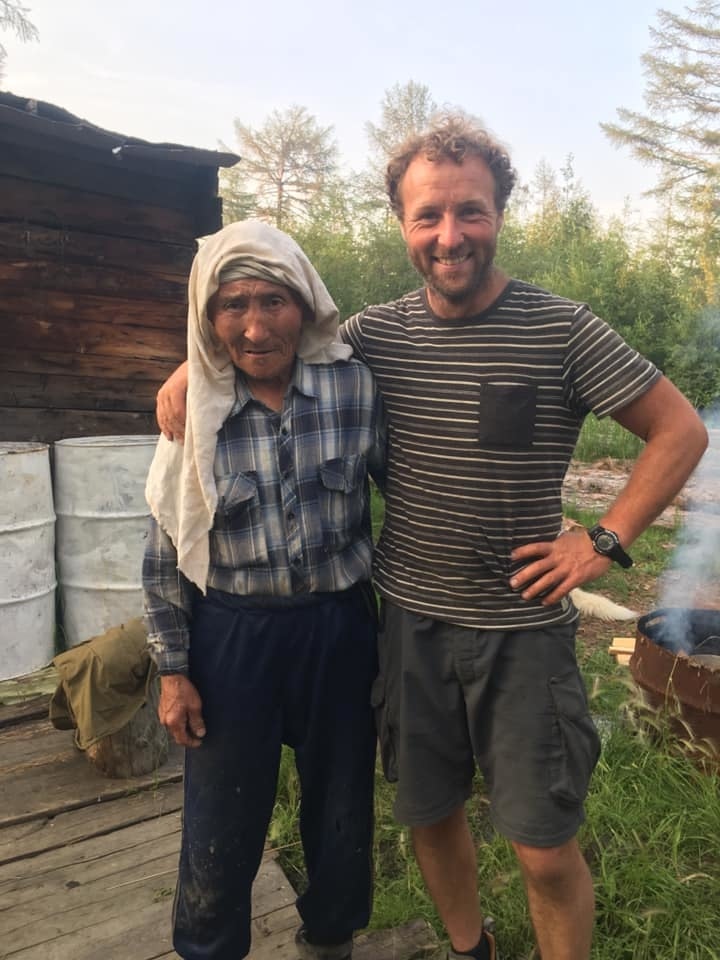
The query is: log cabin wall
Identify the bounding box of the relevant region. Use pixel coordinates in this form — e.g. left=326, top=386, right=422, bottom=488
left=0, top=93, right=239, bottom=442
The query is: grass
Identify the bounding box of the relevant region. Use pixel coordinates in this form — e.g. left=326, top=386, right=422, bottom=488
left=574, top=415, right=644, bottom=462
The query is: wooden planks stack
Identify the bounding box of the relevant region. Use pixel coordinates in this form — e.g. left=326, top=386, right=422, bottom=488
left=608, top=636, right=636, bottom=666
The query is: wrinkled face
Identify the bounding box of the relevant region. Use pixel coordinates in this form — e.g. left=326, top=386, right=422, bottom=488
left=398, top=154, right=504, bottom=317
left=208, top=279, right=304, bottom=391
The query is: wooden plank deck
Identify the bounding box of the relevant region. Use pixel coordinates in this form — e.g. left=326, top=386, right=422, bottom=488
left=0, top=681, right=439, bottom=960
left=0, top=690, right=299, bottom=960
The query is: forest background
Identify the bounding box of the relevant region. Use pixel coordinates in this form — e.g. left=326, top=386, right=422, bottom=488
left=216, top=1, right=720, bottom=411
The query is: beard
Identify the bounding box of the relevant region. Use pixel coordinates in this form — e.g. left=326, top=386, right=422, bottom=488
left=427, top=258, right=495, bottom=304
left=409, top=239, right=498, bottom=310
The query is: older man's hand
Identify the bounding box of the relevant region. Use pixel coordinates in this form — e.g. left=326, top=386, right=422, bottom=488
left=158, top=673, right=206, bottom=748
left=156, top=361, right=189, bottom=442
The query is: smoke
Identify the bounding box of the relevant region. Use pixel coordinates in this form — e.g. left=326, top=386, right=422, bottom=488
left=657, top=404, right=720, bottom=653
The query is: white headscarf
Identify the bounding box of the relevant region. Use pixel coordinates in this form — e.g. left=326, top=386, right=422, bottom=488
left=145, top=220, right=352, bottom=590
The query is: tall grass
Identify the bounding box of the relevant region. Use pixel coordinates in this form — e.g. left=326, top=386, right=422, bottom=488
left=575, top=414, right=644, bottom=462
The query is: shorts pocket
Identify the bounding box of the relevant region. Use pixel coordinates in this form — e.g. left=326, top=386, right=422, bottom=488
left=478, top=383, right=536, bottom=448
left=370, top=673, right=398, bottom=783
left=548, top=670, right=601, bottom=807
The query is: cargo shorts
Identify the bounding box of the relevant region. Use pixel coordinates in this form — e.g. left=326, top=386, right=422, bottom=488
left=371, top=600, right=601, bottom=847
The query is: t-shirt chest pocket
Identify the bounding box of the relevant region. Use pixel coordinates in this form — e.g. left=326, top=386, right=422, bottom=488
left=477, top=383, right=537, bottom=448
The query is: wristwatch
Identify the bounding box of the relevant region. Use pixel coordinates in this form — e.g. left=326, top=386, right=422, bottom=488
left=588, top=525, right=633, bottom=568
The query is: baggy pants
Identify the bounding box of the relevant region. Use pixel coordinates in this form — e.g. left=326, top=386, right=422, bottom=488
left=172, top=585, right=378, bottom=960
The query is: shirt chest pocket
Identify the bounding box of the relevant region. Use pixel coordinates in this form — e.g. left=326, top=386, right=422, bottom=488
left=318, top=454, right=366, bottom=550
left=210, top=472, right=269, bottom=568
left=478, top=383, right=537, bottom=448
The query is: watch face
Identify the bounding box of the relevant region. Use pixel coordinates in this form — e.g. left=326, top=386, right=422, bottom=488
left=595, top=531, right=617, bottom=553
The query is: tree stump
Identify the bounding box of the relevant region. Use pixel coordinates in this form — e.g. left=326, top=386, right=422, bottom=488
left=84, top=678, right=169, bottom=778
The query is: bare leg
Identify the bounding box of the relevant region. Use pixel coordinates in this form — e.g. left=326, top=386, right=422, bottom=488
left=411, top=806, right=483, bottom=952
left=513, top=838, right=594, bottom=960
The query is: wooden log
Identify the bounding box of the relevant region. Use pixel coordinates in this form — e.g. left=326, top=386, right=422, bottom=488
left=0, top=138, right=211, bottom=211
left=0, top=174, right=199, bottom=242
left=0, top=260, right=187, bottom=301
left=84, top=680, right=169, bottom=779
left=0, top=221, right=195, bottom=277
left=0, top=407, right=159, bottom=442
left=0, top=372, right=160, bottom=413
left=1, top=349, right=179, bottom=382
left=0, top=288, right=187, bottom=330
left=0, top=313, right=186, bottom=362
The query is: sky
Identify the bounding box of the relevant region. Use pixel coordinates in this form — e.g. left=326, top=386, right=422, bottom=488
left=1, top=0, right=689, bottom=222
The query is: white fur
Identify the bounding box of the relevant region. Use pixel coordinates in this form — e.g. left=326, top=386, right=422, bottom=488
left=570, top=587, right=638, bottom=621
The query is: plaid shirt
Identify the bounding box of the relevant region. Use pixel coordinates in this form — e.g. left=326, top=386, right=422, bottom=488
left=143, top=357, right=385, bottom=674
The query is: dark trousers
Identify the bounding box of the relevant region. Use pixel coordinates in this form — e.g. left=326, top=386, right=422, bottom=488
left=172, top=586, right=378, bottom=960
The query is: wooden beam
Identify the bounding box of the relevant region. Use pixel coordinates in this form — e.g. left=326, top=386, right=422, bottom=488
left=608, top=636, right=636, bottom=666
left=0, top=221, right=195, bottom=277
left=0, top=372, right=162, bottom=412
left=0, top=174, right=199, bottom=243
left=1, top=314, right=186, bottom=362
left=1, top=350, right=180, bottom=381
left=0, top=260, right=187, bottom=301
left=0, top=407, right=159, bottom=442
left=0, top=138, right=211, bottom=211
left=0, top=288, right=187, bottom=331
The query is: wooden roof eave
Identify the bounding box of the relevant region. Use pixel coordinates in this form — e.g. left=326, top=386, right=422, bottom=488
left=0, top=99, right=239, bottom=170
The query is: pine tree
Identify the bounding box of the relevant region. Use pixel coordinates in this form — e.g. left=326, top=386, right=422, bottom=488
left=0, top=0, right=39, bottom=79
left=230, top=105, right=337, bottom=229
left=601, top=1, right=720, bottom=303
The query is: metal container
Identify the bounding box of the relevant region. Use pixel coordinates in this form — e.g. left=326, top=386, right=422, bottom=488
left=54, top=436, right=158, bottom=648
left=0, top=443, right=56, bottom=679
left=631, top=608, right=720, bottom=761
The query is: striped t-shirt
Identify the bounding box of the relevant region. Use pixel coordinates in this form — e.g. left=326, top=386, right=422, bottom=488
left=341, top=279, right=660, bottom=630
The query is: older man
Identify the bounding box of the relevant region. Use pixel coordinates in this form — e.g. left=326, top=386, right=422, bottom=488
left=155, top=116, right=707, bottom=960
left=144, top=221, right=385, bottom=960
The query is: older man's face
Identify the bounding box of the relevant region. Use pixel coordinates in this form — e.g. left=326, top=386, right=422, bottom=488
left=208, top=279, right=303, bottom=395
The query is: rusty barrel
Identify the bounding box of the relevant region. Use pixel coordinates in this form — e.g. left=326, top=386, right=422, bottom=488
left=631, top=608, right=720, bottom=758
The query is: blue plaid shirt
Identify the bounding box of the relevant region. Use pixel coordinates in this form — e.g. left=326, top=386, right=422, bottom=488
left=143, top=357, right=385, bottom=674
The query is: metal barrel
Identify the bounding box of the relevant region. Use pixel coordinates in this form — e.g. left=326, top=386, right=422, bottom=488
left=54, top=435, right=158, bottom=648
left=0, top=443, right=57, bottom=679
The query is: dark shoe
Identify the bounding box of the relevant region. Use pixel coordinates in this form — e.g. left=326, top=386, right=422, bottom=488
left=447, top=916, right=499, bottom=960
left=295, top=926, right=352, bottom=960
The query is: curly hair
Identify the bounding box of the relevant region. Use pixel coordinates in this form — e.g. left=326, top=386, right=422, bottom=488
left=386, top=112, right=517, bottom=217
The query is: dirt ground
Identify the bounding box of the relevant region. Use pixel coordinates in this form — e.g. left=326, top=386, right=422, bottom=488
left=561, top=457, right=720, bottom=654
